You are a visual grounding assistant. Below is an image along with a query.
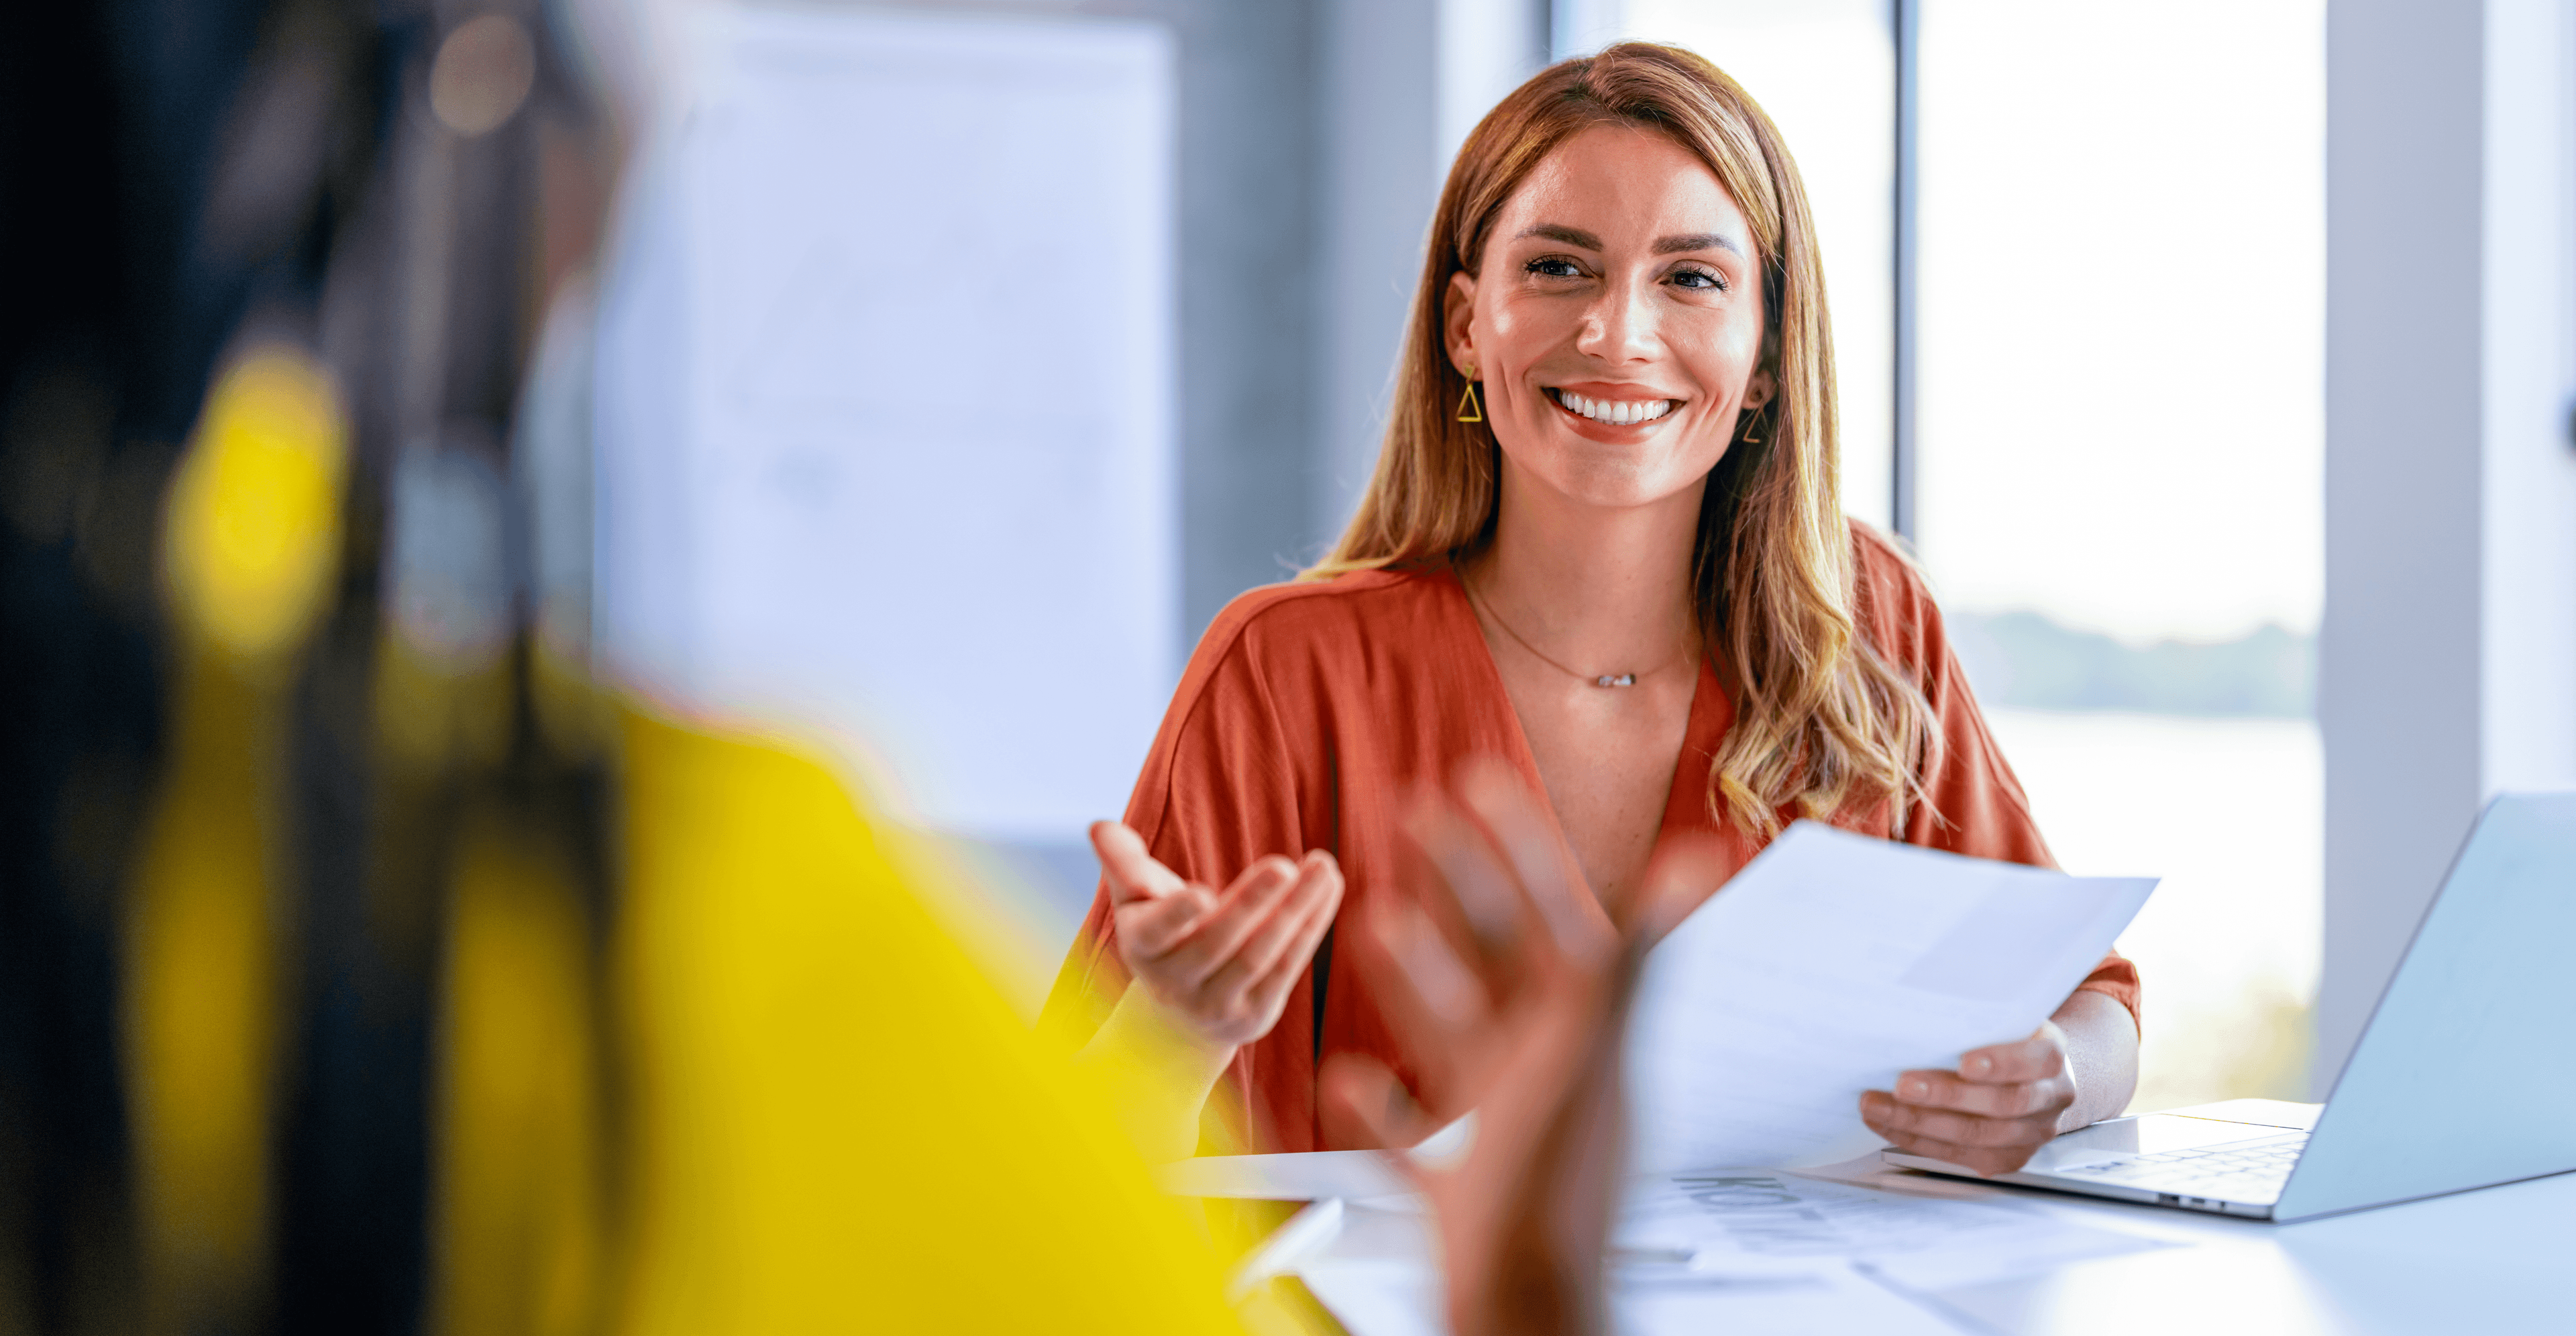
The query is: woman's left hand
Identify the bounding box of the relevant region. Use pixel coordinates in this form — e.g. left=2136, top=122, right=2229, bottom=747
left=1859, top=1023, right=2078, bottom=1177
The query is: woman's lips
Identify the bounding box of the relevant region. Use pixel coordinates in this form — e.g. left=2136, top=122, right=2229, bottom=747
left=1546, top=386, right=1678, bottom=427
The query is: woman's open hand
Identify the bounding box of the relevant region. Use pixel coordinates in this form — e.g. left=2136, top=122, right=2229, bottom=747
left=1860, top=1022, right=2079, bottom=1177
left=1091, top=821, right=1342, bottom=1049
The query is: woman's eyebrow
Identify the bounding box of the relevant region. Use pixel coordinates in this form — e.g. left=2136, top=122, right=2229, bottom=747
left=1515, top=223, right=1602, bottom=250
left=1655, top=233, right=1742, bottom=256
left=1511, top=224, right=1743, bottom=257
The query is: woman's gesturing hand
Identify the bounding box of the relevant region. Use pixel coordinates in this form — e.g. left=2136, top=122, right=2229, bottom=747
left=1090, top=821, right=1342, bottom=1050
left=1860, top=1022, right=2080, bottom=1177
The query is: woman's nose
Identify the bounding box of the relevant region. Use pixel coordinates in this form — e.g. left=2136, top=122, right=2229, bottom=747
left=1576, top=278, right=1658, bottom=364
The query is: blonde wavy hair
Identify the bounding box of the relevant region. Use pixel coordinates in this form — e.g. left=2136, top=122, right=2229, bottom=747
left=1305, top=42, right=1935, bottom=837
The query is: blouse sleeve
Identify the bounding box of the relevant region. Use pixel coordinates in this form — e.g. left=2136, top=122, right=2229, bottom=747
left=1857, top=529, right=2143, bottom=1032
left=1035, top=605, right=1321, bottom=1058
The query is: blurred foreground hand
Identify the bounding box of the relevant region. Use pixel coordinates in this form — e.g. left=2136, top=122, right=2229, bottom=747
left=1322, top=760, right=1722, bottom=1336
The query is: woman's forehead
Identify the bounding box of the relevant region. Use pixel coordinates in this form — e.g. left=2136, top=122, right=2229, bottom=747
left=1497, top=123, right=1752, bottom=252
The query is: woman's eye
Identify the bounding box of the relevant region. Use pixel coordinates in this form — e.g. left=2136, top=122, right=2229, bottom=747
left=1668, top=267, right=1726, bottom=291
left=1525, top=256, right=1585, bottom=279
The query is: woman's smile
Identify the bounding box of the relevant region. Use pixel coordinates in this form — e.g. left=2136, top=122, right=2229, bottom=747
left=1544, top=383, right=1683, bottom=431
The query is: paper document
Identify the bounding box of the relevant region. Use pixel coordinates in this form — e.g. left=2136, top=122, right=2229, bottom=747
left=1625, top=821, right=2154, bottom=1173
left=1293, top=1203, right=1965, bottom=1336
left=1300, top=1257, right=1959, bottom=1336
left=1616, top=1170, right=2165, bottom=1292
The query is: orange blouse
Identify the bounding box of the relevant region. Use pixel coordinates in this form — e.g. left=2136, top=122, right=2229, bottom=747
left=1040, top=525, right=2141, bottom=1153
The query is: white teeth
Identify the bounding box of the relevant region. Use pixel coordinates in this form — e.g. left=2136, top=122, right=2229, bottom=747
left=1557, top=390, right=1673, bottom=426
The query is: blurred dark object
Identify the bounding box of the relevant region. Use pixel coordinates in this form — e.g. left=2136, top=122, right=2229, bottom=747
left=1, top=1, right=610, bottom=1331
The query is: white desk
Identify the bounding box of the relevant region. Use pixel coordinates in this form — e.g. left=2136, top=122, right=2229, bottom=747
left=1797, top=1158, right=2575, bottom=1336
left=1273, top=1158, right=2573, bottom=1335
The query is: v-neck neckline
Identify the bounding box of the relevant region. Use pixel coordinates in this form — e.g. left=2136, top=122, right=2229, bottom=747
left=1434, top=565, right=1731, bottom=915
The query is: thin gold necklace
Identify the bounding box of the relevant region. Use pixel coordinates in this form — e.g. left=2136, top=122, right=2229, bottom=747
left=1460, top=572, right=1688, bottom=689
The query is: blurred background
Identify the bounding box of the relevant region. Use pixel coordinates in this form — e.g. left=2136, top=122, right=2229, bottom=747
left=7, top=0, right=2570, bottom=1332
left=588, top=0, right=2330, bottom=1123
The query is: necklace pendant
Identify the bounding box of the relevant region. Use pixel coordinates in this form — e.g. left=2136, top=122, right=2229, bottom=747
left=1596, top=674, right=1636, bottom=688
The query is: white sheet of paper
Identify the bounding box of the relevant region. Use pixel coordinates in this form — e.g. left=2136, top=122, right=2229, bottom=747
left=1297, top=1205, right=1963, bottom=1336
left=1625, top=821, right=2155, bottom=1173
left=1617, top=1170, right=2167, bottom=1292
left=1275, top=1169, right=2168, bottom=1334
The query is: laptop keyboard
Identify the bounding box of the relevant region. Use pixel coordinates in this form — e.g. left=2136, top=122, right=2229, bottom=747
left=2052, top=1131, right=2308, bottom=1202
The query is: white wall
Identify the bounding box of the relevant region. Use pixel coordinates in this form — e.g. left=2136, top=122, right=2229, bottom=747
left=2318, top=0, right=2576, bottom=1092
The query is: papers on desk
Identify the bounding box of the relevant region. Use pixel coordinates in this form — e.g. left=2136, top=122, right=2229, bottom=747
left=1291, top=1172, right=2163, bottom=1336
left=1289, top=1172, right=2169, bottom=1335
left=1616, top=1169, right=2165, bottom=1292
left=1626, top=822, right=2155, bottom=1173
left=1299, top=1247, right=1960, bottom=1336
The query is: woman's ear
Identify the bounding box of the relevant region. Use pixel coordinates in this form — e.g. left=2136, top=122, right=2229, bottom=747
left=1444, top=270, right=1480, bottom=374
left=1743, top=364, right=1777, bottom=413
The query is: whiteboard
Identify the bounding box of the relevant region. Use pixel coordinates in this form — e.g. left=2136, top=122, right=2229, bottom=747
left=594, top=7, right=1177, bottom=841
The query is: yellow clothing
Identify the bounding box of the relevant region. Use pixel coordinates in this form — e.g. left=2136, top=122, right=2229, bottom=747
left=608, top=708, right=1244, bottom=1334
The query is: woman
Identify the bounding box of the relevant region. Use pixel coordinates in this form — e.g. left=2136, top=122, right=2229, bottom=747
left=1040, top=43, right=2139, bottom=1176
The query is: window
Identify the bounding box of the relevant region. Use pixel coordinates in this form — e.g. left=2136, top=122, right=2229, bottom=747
left=1915, top=0, right=2326, bottom=1109
left=1599, top=0, right=2328, bottom=1111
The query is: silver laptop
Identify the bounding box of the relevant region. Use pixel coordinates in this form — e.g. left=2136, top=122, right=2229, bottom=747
left=1883, top=791, right=2576, bottom=1223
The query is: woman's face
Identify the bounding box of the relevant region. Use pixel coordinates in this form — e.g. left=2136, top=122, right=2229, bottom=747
left=1446, top=123, right=1773, bottom=514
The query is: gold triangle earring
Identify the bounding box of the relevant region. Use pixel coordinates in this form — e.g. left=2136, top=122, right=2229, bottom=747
left=1455, top=366, right=1485, bottom=423
left=1740, top=403, right=1767, bottom=444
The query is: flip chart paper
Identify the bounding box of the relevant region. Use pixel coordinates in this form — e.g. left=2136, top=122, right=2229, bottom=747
left=1624, top=822, right=2155, bottom=1174
left=594, top=9, right=1176, bottom=841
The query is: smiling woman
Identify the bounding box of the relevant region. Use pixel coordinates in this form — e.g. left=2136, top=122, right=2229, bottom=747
left=1040, top=43, right=2141, bottom=1176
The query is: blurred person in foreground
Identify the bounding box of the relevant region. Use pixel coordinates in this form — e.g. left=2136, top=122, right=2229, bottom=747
left=1047, top=44, right=2141, bottom=1175
left=136, top=358, right=1670, bottom=1333
left=0, top=1, right=1680, bottom=1331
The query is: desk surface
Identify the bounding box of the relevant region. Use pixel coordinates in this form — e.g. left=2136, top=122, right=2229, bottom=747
left=1287, top=1158, right=2575, bottom=1336
left=1805, top=1158, right=2574, bottom=1336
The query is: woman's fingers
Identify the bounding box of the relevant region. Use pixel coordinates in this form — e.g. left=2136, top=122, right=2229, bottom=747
left=1091, top=820, right=1189, bottom=907
left=1156, top=854, right=1303, bottom=984
left=1861, top=1089, right=2060, bottom=1151
left=1232, top=866, right=1342, bottom=1027
left=1171, top=854, right=1340, bottom=1043
left=1887, top=1068, right=2074, bottom=1121
left=1114, top=882, right=1219, bottom=960
left=1223, top=854, right=1342, bottom=999
left=1957, top=1025, right=2068, bottom=1084
left=1864, top=1118, right=2041, bottom=1178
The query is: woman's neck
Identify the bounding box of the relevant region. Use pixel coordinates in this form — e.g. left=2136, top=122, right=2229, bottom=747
left=1464, top=462, right=1705, bottom=676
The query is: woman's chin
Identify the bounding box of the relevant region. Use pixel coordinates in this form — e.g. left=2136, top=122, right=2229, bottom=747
left=1523, top=460, right=1715, bottom=513
left=1500, top=432, right=1731, bottom=514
